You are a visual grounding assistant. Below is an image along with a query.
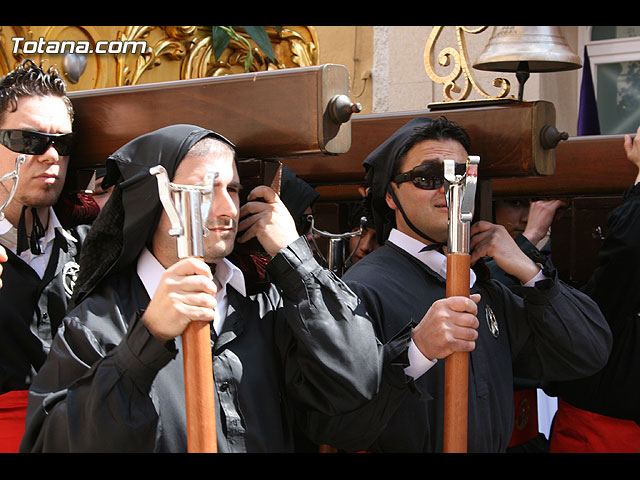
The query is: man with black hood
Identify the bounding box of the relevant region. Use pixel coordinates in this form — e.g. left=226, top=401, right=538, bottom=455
left=19, top=124, right=384, bottom=453
left=310, top=116, right=612, bottom=453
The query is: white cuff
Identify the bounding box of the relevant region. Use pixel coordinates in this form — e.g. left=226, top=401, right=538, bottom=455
left=523, top=264, right=548, bottom=287
left=404, top=339, right=437, bottom=379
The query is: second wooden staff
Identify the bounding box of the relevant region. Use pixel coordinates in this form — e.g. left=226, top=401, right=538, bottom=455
left=442, top=156, right=480, bottom=453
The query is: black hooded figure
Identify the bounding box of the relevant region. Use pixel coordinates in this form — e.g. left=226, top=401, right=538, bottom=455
left=71, top=124, right=230, bottom=307
left=332, top=116, right=611, bottom=453
left=20, top=124, right=384, bottom=453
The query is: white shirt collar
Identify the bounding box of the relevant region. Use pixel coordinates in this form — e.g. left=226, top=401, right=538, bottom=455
left=214, top=256, right=247, bottom=298
left=0, top=207, right=77, bottom=279
left=136, top=247, right=246, bottom=298
left=136, top=247, right=246, bottom=334
left=387, top=228, right=476, bottom=287
left=0, top=207, right=73, bottom=248
left=0, top=216, right=12, bottom=236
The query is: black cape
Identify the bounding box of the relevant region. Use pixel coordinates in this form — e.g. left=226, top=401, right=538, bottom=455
left=327, top=241, right=612, bottom=452
left=21, top=125, right=385, bottom=452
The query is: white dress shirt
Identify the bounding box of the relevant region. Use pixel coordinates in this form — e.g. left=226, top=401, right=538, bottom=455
left=386, top=228, right=546, bottom=380
left=136, top=247, right=247, bottom=335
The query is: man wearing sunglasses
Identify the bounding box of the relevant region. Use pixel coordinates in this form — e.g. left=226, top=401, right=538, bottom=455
left=315, top=116, right=612, bottom=452
left=0, top=60, right=88, bottom=452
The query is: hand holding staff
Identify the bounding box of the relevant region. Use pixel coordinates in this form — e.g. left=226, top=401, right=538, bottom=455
left=442, top=156, right=479, bottom=453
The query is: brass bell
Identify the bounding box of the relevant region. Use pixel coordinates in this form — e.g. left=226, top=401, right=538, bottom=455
left=473, top=26, right=582, bottom=101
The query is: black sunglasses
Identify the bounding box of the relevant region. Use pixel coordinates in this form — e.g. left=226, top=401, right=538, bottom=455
left=392, top=161, right=467, bottom=190
left=0, top=129, right=74, bottom=156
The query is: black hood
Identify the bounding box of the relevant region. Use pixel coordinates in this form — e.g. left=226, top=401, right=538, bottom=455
left=363, top=117, right=436, bottom=245
left=71, top=124, right=234, bottom=307
left=279, top=165, right=319, bottom=234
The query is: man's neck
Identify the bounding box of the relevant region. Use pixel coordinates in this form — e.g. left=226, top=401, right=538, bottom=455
left=5, top=204, right=50, bottom=234
left=395, top=225, right=447, bottom=251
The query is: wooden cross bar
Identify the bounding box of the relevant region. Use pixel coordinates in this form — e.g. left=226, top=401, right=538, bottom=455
left=282, top=100, right=560, bottom=187
left=492, top=133, right=637, bottom=288
left=67, top=64, right=357, bottom=169
left=492, top=134, right=635, bottom=197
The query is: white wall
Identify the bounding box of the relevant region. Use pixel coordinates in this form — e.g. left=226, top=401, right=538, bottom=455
left=372, top=26, right=581, bottom=135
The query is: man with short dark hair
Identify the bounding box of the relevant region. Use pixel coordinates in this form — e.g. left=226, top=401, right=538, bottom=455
left=314, top=116, right=612, bottom=452
left=0, top=59, right=88, bottom=452
left=20, top=124, right=384, bottom=453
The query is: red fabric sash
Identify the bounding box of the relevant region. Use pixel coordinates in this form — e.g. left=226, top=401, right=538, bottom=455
left=550, top=399, right=640, bottom=453
left=0, top=390, right=28, bottom=453
left=508, top=389, right=539, bottom=447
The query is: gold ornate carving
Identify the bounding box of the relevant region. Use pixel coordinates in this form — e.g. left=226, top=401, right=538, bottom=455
left=0, top=26, right=319, bottom=91
left=1, top=25, right=109, bottom=89
left=424, top=26, right=512, bottom=102
left=115, top=26, right=319, bottom=85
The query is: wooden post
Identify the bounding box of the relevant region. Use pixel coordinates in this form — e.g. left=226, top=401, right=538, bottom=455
left=443, top=253, right=470, bottom=453
left=182, top=292, right=217, bottom=453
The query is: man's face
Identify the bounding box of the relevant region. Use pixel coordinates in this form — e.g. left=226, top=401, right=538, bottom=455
left=349, top=226, right=379, bottom=263
left=0, top=95, right=72, bottom=220
left=386, top=138, right=468, bottom=244
left=494, top=199, right=530, bottom=239
left=153, top=144, right=240, bottom=267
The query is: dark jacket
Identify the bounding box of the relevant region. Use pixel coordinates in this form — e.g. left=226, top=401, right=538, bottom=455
left=19, top=124, right=384, bottom=453
left=20, top=236, right=384, bottom=452
left=550, top=184, right=640, bottom=423
left=0, top=223, right=89, bottom=394
left=317, top=240, right=612, bottom=452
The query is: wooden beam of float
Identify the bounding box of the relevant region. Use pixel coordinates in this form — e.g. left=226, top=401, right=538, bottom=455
left=67, top=64, right=357, bottom=168
left=491, top=134, right=636, bottom=197
left=283, top=100, right=560, bottom=190
left=490, top=134, right=637, bottom=289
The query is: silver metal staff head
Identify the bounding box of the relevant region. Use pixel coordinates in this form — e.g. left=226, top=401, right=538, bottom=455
left=444, top=155, right=480, bottom=254
left=150, top=165, right=217, bottom=259
left=306, top=214, right=363, bottom=277
left=0, top=155, right=26, bottom=221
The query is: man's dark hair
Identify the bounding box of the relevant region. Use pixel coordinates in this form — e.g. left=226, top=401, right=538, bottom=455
left=392, top=116, right=471, bottom=176
left=0, top=59, right=73, bottom=125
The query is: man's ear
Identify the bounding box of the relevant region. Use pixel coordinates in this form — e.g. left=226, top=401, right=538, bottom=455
left=385, top=187, right=397, bottom=211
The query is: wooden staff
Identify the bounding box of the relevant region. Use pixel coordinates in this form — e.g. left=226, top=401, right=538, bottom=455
left=151, top=166, right=218, bottom=453
left=182, top=292, right=217, bottom=452
left=442, top=157, right=479, bottom=453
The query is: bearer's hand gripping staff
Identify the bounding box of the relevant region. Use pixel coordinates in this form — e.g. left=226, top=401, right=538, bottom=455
left=150, top=165, right=218, bottom=453
left=442, top=156, right=480, bottom=453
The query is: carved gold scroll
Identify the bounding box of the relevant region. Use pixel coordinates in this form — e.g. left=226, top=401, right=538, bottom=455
left=0, top=26, right=318, bottom=91
left=424, top=26, right=513, bottom=104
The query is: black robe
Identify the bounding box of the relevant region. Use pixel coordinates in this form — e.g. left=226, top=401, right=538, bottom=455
left=0, top=224, right=89, bottom=394
left=314, top=240, right=612, bottom=453
left=549, top=183, right=640, bottom=423
left=19, top=236, right=384, bottom=453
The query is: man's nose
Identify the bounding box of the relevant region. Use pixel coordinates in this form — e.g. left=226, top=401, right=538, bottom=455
left=359, top=233, right=374, bottom=253
left=209, top=188, right=238, bottom=219
left=36, top=144, right=61, bottom=164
